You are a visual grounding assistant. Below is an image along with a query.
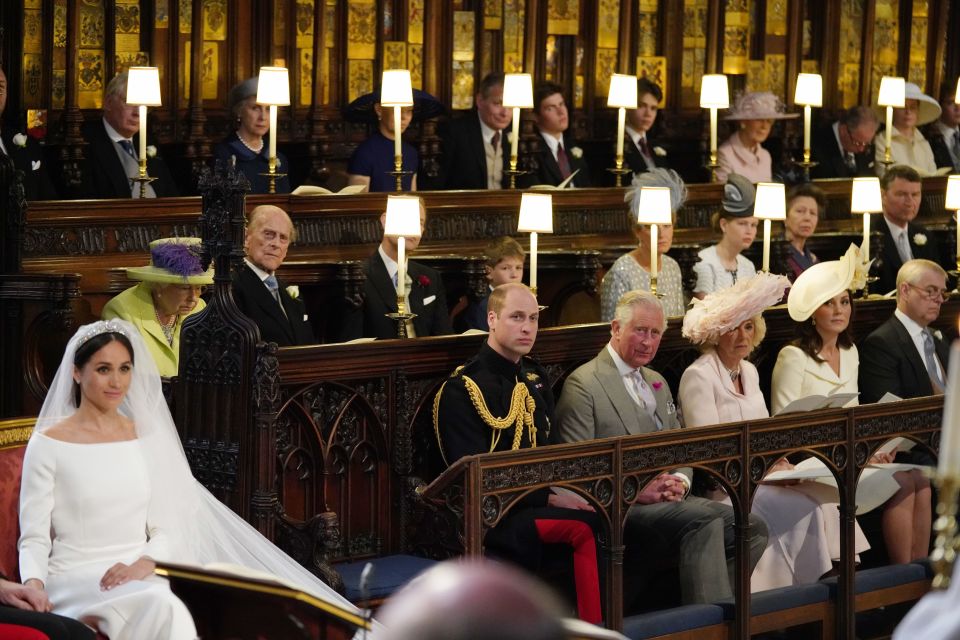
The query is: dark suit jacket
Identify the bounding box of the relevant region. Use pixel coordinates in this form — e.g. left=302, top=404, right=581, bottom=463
left=926, top=125, right=960, bottom=172
left=875, top=218, right=942, bottom=295
left=519, top=132, right=592, bottom=188
left=859, top=315, right=949, bottom=403
left=623, top=135, right=667, bottom=176
left=232, top=264, right=315, bottom=346
left=338, top=252, right=453, bottom=340
left=1, top=130, right=57, bottom=200
left=809, top=124, right=875, bottom=179
left=433, top=113, right=509, bottom=190
left=78, top=120, right=179, bottom=199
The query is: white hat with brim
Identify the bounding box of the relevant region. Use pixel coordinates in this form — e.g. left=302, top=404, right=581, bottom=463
left=126, top=237, right=214, bottom=286
left=873, top=82, right=941, bottom=126
left=724, top=92, right=799, bottom=121
left=787, top=245, right=861, bottom=322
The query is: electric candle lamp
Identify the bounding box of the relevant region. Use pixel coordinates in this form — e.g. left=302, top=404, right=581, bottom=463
left=125, top=66, right=161, bottom=197
left=256, top=66, right=291, bottom=194
left=503, top=74, right=534, bottom=189
left=380, top=70, right=414, bottom=192
left=754, top=182, right=787, bottom=273
left=877, top=77, right=905, bottom=167
left=794, top=73, right=823, bottom=164
left=517, top=193, right=553, bottom=294
left=607, top=74, right=638, bottom=186
left=699, top=74, right=730, bottom=182
left=635, top=187, right=672, bottom=295
left=850, top=177, right=883, bottom=263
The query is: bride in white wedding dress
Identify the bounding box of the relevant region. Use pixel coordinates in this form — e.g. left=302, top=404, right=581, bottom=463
left=18, top=320, right=365, bottom=639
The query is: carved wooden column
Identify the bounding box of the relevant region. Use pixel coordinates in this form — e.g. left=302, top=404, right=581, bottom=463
left=617, top=0, right=635, bottom=74
left=182, top=0, right=210, bottom=188
left=307, top=0, right=333, bottom=185
left=59, top=0, right=86, bottom=193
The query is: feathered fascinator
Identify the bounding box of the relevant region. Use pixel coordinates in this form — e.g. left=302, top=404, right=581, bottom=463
left=624, top=168, right=688, bottom=224
left=126, top=237, right=214, bottom=285
left=682, top=271, right=790, bottom=345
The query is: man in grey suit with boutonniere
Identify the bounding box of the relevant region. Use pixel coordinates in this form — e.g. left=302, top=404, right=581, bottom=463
left=555, top=289, right=767, bottom=605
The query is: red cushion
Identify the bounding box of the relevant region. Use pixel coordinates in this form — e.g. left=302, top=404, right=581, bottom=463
left=0, top=446, right=26, bottom=581
left=0, top=622, right=49, bottom=639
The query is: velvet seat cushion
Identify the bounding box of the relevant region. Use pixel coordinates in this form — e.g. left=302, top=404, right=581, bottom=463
left=0, top=446, right=26, bottom=581
left=622, top=604, right=726, bottom=639
left=335, top=555, right=437, bottom=601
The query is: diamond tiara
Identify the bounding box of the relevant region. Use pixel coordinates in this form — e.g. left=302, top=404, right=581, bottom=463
left=75, top=320, right=130, bottom=348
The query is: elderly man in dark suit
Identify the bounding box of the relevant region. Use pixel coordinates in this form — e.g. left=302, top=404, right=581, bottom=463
left=809, top=106, right=879, bottom=179
left=874, top=165, right=942, bottom=294
left=78, top=71, right=179, bottom=199
left=555, top=289, right=767, bottom=605
left=232, top=205, right=315, bottom=346
left=338, top=198, right=452, bottom=340
left=0, top=67, right=57, bottom=200
left=519, top=82, right=591, bottom=188
left=859, top=259, right=950, bottom=404
left=431, top=72, right=511, bottom=190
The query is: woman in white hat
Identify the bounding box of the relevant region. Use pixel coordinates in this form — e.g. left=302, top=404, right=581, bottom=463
left=716, top=92, right=798, bottom=184
left=679, top=271, right=871, bottom=591
left=102, top=238, right=213, bottom=377
left=874, top=82, right=941, bottom=177
left=773, top=245, right=932, bottom=565
left=601, top=168, right=687, bottom=320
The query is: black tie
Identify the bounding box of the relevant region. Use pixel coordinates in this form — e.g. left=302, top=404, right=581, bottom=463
left=952, top=131, right=960, bottom=169
left=491, top=131, right=500, bottom=150
left=118, top=139, right=137, bottom=160
left=557, top=143, right=572, bottom=178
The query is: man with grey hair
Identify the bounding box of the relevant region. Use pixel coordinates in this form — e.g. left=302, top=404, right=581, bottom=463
left=79, top=71, right=179, bottom=198
left=859, top=259, right=950, bottom=403
left=810, top=105, right=879, bottom=178
left=555, top=290, right=767, bottom=605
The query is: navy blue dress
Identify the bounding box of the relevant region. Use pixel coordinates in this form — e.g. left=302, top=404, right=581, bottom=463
left=213, top=132, right=291, bottom=194
left=347, top=130, right=418, bottom=192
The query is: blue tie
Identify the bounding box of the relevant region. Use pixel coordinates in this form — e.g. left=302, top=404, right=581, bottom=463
left=264, top=275, right=280, bottom=301
left=118, top=139, right=137, bottom=160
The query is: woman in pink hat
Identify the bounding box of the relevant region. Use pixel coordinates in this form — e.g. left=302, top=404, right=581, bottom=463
left=716, top=92, right=798, bottom=184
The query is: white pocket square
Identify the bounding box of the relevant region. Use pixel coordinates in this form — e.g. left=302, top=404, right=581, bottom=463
left=32, top=160, right=41, bottom=171
left=303, top=314, right=309, bottom=321
left=423, top=295, right=436, bottom=305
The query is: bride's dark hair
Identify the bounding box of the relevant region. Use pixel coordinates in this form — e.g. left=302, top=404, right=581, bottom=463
left=73, top=331, right=135, bottom=406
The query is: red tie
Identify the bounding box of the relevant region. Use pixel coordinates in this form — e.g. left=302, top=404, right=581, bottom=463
left=557, top=143, right=572, bottom=178
left=638, top=137, right=650, bottom=156
left=491, top=131, right=500, bottom=150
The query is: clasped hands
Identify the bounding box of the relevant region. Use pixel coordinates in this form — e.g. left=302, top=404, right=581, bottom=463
left=635, top=473, right=686, bottom=504
left=1, top=578, right=51, bottom=612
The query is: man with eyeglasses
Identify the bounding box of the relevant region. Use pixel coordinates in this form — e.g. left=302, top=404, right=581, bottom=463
left=810, top=106, right=879, bottom=179
left=859, top=259, right=950, bottom=404
left=874, top=164, right=942, bottom=294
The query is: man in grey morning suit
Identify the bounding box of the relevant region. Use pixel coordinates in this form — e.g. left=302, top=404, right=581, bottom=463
left=555, top=289, right=767, bottom=604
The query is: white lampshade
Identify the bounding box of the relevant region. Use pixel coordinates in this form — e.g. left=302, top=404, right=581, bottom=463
left=851, top=177, right=883, bottom=213
left=607, top=74, right=638, bottom=109
left=699, top=74, right=729, bottom=109
left=503, top=73, right=534, bottom=108
left=380, top=69, right=414, bottom=107
left=946, top=175, right=960, bottom=210
left=636, top=187, right=673, bottom=224
left=126, top=67, right=161, bottom=106
left=384, top=195, right=423, bottom=237
left=794, top=73, right=823, bottom=107
left=517, top=193, right=553, bottom=233
left=877, top=76, right=905, bottom=108
left=256, top=66, right=290, bottom=106
left=754, top=183, right=787, bottom=220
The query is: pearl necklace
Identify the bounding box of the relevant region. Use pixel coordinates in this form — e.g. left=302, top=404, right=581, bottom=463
left=237, top=133, right=263, bottom=155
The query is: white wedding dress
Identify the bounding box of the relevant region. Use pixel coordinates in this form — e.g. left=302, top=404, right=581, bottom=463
left=19, top=433, right=197, bottom=640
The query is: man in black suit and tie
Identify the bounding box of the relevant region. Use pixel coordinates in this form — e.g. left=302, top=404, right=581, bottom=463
left=520, top=82, right=591, bottom=188
left=0, top=67, right=57, bottom=200
left=809, top=106, right=879, bottom=179
left=926, top=85, right=960, bottom=173
left=232, top=205, right=315, bottom=346
left=623, top=78, right=668, bottom=176
left=874, top=165, right=943, bottom=294
left=338, top=198, right=452, bottom=340
left=432, top=72, right=511, bottom=190
left=859, top=259, right=950, bottom=404
left=78, top=71, right=179, bottom=199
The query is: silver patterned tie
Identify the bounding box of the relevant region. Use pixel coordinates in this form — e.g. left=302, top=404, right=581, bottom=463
left=922, top=330, right=945, bottom=392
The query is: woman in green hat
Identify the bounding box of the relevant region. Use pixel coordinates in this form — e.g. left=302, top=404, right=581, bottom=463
left=102, top=238, right=213, bottom=377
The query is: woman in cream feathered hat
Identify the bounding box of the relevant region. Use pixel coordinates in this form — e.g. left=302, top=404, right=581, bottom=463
left=102, top=237, right=214, bottom=377
left=874, top=82, right=942, bottom=176
left=679, top=271, right=875, bottom=590
left=773, top=244, right=932, bottom=566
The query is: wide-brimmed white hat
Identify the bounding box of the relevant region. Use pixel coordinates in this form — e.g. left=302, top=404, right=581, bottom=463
left=126, top=237, right=214, bottom=285
left=873, top=82, right=941, bottom=126
left=787, top=244, right=867, bottom=321
left=724, top=92, right=799, bottom=121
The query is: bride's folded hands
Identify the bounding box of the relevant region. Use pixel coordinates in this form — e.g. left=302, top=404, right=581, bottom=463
left=99, top=557, right=157, bottom=591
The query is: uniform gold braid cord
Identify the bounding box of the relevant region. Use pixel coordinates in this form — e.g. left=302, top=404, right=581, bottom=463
left=433, top=374, right=538, bottom=467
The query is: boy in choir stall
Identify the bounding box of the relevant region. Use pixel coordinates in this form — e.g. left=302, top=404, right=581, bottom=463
left=461, top=236, right=525, bottom=331
left=337, top=197, right=452, bottom=340
left=520, top=82, right=592, bottom=188
left=623, top=78, right=670, bottom=176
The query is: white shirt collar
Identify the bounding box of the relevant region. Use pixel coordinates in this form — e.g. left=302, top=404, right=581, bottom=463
left=831, top=121, right=847, bottom=155
left=477, top=114, right=499, bottom=147
left=607, top=343, right=639, bottom=377
left=378, top=244, right=399, bottom=278
left=883, top=214, right=909, bottom=235
left=539, top=131, right=565, bottom=157
left=894, top=308, right=927, bottom=339
left=103, top=117, right=132, bottom=144
left=625, top=125, right=645, bottom=149
left=244, top=258, right=272, bottom=281
left=931, top=120, right=960, bottom=138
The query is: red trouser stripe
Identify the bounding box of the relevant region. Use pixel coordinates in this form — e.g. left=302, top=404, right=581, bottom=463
left=0, top=623, right=50, bottom=640
left=534, top=518, right=602, bottom=624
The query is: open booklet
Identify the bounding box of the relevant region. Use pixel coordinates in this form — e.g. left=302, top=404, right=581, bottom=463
left=292, top=184, right=367, bottom=196
left=530, top=169, right=579, bottom=190
left=773, top=392, right=859, bottom=416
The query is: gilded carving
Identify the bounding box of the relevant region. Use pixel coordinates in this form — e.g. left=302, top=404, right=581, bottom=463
left=764, top=54, right=786, bottom=100
left=203, top=0, right=227, bottom=41
left=179, top=0, right=191, bottom=34
left=52, top=71, right=66, bottom=110
left=409, top=0, right=425, bottom=45
left=22, top=55, right=42, bottom=107
left=347, top=60, right=374, bottom=103
left=597, top=0, right=619, bottom=49
left=201, top=42, right=219, bottom=100
left=637, top=57, right=667, bottom=104
left=452, top=61, right=475, bottom=110
left=547, top=0, right=580, bottom=36
left=681, top=0, right=707, bottom=93
left=24, top=9, right=43, bottom=53
left=77, top=50, right=105, bottom=109
left=453, top=12, right=475, bottom=62
left=299, top=49, right=313, bottom=107
left=484, top=0, right=502, bottom=31
left=347, top=2, right=377, bottom=60
left=54, top=1, right=67, bottom=48
left=503, top=0, right=524, bottom=63
left=766, top=0, right=787, bottom=36
left=908, top=1, right=928, bottom=90
left=594, top=49, right=617, bottom=97
left=408, top=44, right=423, bottom=89
left=637, top=11, right=658, bottom=57
left=838, top=0, right=864, bottom=108
left=155, top=0, right=169, bottom=28
left=274, top=0, right=287, bottom=45
left=384, top=41, right=407, bottom=69
left=79, top=2, right=105, bottom=48
left=296, top=1, right=314, bottom=49
left=115, top=52, right=150, bottom=74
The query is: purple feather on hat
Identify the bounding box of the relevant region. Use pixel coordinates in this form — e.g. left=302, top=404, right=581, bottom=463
left=151, top=243, right=204, bottom=277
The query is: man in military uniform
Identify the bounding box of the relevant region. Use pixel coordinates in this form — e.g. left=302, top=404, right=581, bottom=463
left=434, top=282, right=602, bottom=624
